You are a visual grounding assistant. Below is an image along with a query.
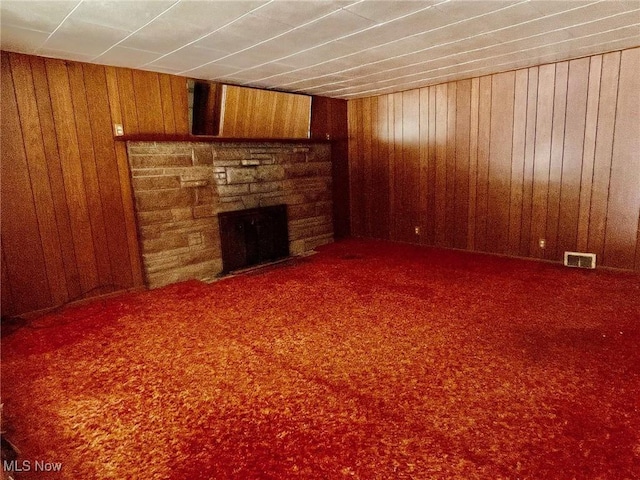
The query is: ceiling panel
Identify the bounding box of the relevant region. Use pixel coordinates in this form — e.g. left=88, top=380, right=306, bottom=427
left=1, top=0, right=638, bottom=99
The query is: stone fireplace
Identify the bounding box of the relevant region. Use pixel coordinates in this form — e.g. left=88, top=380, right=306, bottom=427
left=127, top=141, right=333, bottom=288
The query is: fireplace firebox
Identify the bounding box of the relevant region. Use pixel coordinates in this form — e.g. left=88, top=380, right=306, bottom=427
left=218, top=205, right=289, bottom=273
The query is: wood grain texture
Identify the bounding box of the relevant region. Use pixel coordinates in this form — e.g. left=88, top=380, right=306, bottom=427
left=487, top=71, right=515, bottom=254
left=347, top=47, right=640, bottom=271
left=1, top=52, right=52, bottom=314
left=310, top=96, right=349, bottom=239
left=1, top=52, right=176, bottom=315
left=606, top=48, right=640, bottom=269
left=220, top=85, right=311, bottom=138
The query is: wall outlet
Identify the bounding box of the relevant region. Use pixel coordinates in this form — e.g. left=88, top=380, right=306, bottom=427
left=539, top=238, right=546, bottom=249
left=114, top=124, right=124, bottom=136
left=415, top=226, right=421, bottom=235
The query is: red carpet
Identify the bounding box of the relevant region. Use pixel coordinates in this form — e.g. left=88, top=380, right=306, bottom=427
left=2, top=239, right=639, bottom=479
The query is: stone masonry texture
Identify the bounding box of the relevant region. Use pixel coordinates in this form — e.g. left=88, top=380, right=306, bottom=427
left=127, top=142, right=333, bottom=288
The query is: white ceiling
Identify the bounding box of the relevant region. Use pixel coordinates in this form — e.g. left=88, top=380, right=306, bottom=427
left=1, top=0, right=639, bottom=99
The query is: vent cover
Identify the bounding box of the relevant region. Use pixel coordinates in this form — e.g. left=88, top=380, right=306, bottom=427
left=564, top=251, right=596, bottom=269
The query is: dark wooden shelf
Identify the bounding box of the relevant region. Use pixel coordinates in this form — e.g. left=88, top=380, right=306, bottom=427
left=115, top=134, right=331, bottom=144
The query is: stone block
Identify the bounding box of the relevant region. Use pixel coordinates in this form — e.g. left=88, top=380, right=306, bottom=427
left=132, top=168, right=164, bottom=177
left=284, top=162, right=332, bottom=178
left=133, top=176, right=181, bottom=191
left=129, top=154, right=193, bottom=168
left=241, top=195, right=260, bottom=209
left=193, top=145, right=213, bottom=165
left=241, top=159, right=262, bottom=166
left=217, top=184, right=250, bottom=197
left=171, top=207, right=194, bottom=222
left=143, top=232, right=190, bottom=253
left=135, top=189, right=193, bottom=212
left=145, top=143, right=193, bottom=155
left=283, top=177, right=331, bottom=192
left=180, top=178, right=209, bottom=188
left=179, top=248, right=222, bottom=268
left=304, top=233, right=333, bottom=251
left=138, top=210, right=173, bottom=226
left=288, top=203, right=317, bottom=220
left=289, top=239, right=306, bottom=255
left=143, top=254, right=182, bottom=274
left=259, top=193, right=306, bottom=207
left=249, top=181, right=283, bottom=194
left=215, top=201, right=246, bottom=213
left=289, top=221, right=332, bottom=241
left=193, top=204, right=215, bottom=218
left=195, top=186, right=216, bottom=204
left=256, top=165, right=285, bottom=181
left=226, top=167, right=257, bottom=184
left=146, top=259, right=222, bottom=289
left=188, top=232, right=203, bottom=246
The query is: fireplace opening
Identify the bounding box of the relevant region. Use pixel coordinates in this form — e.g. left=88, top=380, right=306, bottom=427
left=218, top=205, right=290, bottom=273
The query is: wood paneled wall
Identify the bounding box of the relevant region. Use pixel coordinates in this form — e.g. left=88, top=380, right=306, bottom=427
left=221, top=85, right=311, bottom=138
left=1, top=51, right=190, bottom=316
left=310, top=96, right=350, bottom=239
left=348, top=47, right=640, bottom=271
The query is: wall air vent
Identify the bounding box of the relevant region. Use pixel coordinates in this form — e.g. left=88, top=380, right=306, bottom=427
left=564, top=251, right=596, bottom=269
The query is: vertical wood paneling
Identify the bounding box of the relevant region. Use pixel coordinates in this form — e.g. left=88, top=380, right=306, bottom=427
left=418, top=87, right=430, bottom=244
left=220, top=85, right=311, bottom=138
left=348, top=99, right=364, bottom=236
left=105, top=66, right=144, bottom=287
left=159, top=74, right=177, bottom=134
left=454, top=80, right=471, bottom=250
left=171, top=75, right=190, bottom=135
left=475, top=77, right=492, bottom=251
left=1, top=53, right=52, bottom=314
left=115, top=68, right=140, bottom=135
left=588, top=52, right=620, bottom=259
left=576, top=55, right=602, bottom=252
left=392, top=92, right=403, bottom=240
left=9, top=54, right=69, bottom=305
left=132, top=70, right=165, bottom=134
left=310, top=95, right=350, bottom=239
left=83, top=63, right=134, bottom=289
left=377, top=95, right=391, bottom=240
left=402, top=89, right=420, bottom=243
left=467, top=78, right=480, bottom=250
left=46, top=58, right=101, bottom=294
left=519, top=67, right=538, bottom=257
left=487, top=72, right=515, bottom=254
left=1, top=244, right=14, bottom=314
left=362, top=97, right=373, bottom=237
left=508, top=70, right=528, bottom=256
left=530, top=64, right=555, bottom=258
left=347, top=47, right=640, bottom=271
left=558, top=58, right=590, bottom=255
left=434, top=84, right=448, bottom=246
left=30, top=56, right=84, bottom=300
left=1, top=52, right=200, bottom=315
left=445, top=83, right=457, bottom=247
left=67, top=62, right=114, bottom=294
left=546, top=62, right=569, bottom=260
left=605, top=48, right=640, bottom=269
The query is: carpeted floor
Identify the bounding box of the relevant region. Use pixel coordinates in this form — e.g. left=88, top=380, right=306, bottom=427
left=2, top=239, right=639, bottom=479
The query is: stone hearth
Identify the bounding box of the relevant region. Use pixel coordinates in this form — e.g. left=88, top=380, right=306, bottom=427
left=127, top=141, right=333, bottom=288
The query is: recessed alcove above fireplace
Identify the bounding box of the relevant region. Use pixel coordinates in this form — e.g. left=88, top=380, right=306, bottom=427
left=127, top=141, right=333, bottom=288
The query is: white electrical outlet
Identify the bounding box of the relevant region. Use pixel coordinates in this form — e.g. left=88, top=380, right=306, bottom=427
left=114, top=124, right=124, bottom=136
left=415, top=226, right=421, bottom=235
left=539, top=238, right=546, bottom=249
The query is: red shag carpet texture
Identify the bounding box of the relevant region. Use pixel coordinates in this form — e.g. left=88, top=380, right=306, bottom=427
left=2, top=239, right=639, bottom=479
